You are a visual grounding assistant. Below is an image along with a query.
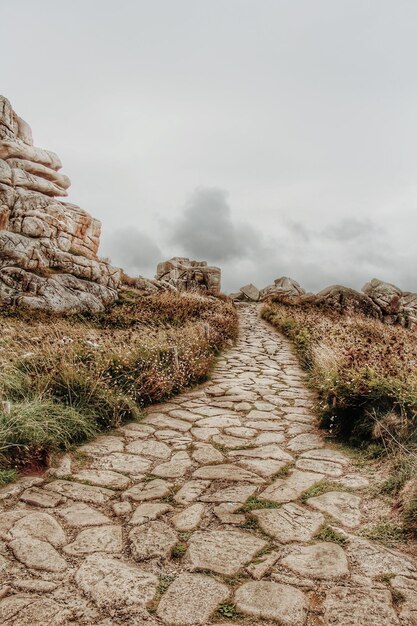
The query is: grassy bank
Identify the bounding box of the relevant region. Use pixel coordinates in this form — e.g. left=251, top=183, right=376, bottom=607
left=261, top=301, right=417, bottom=534
left=0, top=290, right=238, bottom=476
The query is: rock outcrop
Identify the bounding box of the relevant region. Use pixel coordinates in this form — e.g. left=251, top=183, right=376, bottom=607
left=0, top=96, right=121, bottom=313
left=233, top=273, right=417, bottom=328
left=231, top=277, right=305, bottom=303
left=155, top=257, right=221, bottom=294
left=363, top=278, right=417, bottom=326
left=313, top=285, right=382, bottom=319
left=259, top=276, right=305, bottom=301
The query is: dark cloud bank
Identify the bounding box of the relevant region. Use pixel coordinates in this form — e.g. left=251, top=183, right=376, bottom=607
left=103, top=187, right=410, bottom=294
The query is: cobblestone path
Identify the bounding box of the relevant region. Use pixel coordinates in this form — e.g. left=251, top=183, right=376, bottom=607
left=1, top=305, right=416, bottom=625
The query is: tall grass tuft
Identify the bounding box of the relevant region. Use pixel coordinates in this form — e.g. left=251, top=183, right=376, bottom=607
left=0, top=289, right=238, bottom=473
left=262, top=300, right=417, bottom=534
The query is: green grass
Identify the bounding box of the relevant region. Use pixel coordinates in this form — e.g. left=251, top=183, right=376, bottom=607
left=299, top=480, right=342, bottom=503
left=239, top=496, right=282, bottom=512
left=0, top=468, right=17, bottom=486
left=0, top=400, right=98, bottom=468
left=171, top=542, right=188, bottom=559
left=314, top=523, right=347, bottom=545
left=217, top=603, right=240, bottom=619
left=239, top=515, right=259, bottom=530
left=360, top=520, right=407, bottom=546
left=157, top=574, right=176, bottom=595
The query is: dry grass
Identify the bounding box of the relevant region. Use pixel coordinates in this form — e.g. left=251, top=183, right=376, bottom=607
left=261, top=301, right=417, bottom=534
left=0, top=289, right=238, bottom=473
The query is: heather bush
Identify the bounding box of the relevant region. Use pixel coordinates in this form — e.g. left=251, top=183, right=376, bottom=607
left=0, top=289, right=238, bottom=470
left=262, top=301, right=417, bottom=534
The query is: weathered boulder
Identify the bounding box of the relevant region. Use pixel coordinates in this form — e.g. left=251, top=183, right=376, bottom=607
left=314, top=285, right=382, bottom=319
left=155, top=257, right=221, bottom=293
left=260, top=276, right=305, bottom=301
left=0, top=95, right=121, bottom=313
left=363, top=278, right=417, bottom=326
left=230, top=283, right=260, bottom=302
left=362, top=278, right=402, bottom=316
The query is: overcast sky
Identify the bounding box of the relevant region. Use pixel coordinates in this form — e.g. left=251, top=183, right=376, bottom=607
left=3, top=0, right=417, bottom=293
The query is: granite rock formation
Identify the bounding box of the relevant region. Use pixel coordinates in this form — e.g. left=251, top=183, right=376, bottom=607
left=231, top=277, right=304, bottom=303
left=155, top=257, right=221, bottom=294
left=0, top=96, right=121, bottom=313
left=233, top=275, right=417, bottom=327
left=260, top=276, right=306, bottom=301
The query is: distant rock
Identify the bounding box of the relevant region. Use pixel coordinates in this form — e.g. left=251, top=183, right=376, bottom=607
left=255, top=273, right=417, bottom=327
left=230, top=283, right=260, bottom=302
left=155, top=257, right=221, bottom=294
left=362, top=278, right=417, bottom=326
left=260, top=276, right=305, bottom=301
left=0, top=95, right=121, bottom=313
left=314, top=285, right=382, bottom=319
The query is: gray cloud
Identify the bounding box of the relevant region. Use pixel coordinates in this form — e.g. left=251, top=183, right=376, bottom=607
left=168, top=187, right=264, bottom=262
left=323, top=218, right=383, bottom=242
left=101, top=228, right=162, bottom=278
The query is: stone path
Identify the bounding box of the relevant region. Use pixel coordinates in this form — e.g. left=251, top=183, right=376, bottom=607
left=1, top=304, right=417, bottom=625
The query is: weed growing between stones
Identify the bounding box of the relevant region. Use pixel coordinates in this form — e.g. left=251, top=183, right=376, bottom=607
left=217, top=602, right=240, bottom=619
left=314, top=523, right=347, bottom=545
left=299, top=480, right=343, bottom=503
left=171, top=542, right=188, bottom=559
left=359, top=520, right=407, bottom=546
left=239, top=496, right=282, bottom=511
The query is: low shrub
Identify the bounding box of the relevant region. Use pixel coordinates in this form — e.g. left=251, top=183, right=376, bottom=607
left=262, top=301, right=417, bottom=534
left=0, top=289, right=238, bottom=472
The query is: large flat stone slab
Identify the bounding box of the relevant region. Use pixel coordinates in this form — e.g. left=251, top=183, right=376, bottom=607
left=10, top=537, right=67, bottom=572
left=157, top=573, right=230, bottom=625
left=153, top=451, right=192, bottom=478
left=122, top=479, right=171, bottom=502
left=307, top=491, right=362, bottom=528
left=19, top=487, right=63, bottom=508
left=0, top=595, right=71, bottom=625
left=130, top=502, right=173, bottom=525
left=44, top=480, right=115, bottom=504
left=192, top=443, right=224, bottom=464
left=234, top=581, right=307, bottom=626
left=129, top=520, right=177, bottom=560
left=345, top=534, right=417, bottom=578
left=239, top=458, right=289, bottom=477
left=281, top=542, right=349, bottom=579
left=91, top=452, right=151, bottom=475
left=174, top=480, right=210, bottom=504
left=260, top=469, right=324, bottom=503
left=186, top=529, right=266, bottom=575
left=323, top=585, right=400, bottom=625
left=56, top=503, right=111, bottom=527
left=172, top=503, right=205, bottom=531
left=229, top=444, right=293, bottom=461
left=200, top=484, right=256, bottom=503
left=9, top=512, right=66, bottom=546
left=63, top=525, right=122, bottom=555
left=287, top=433, right=324, bottom=452
left=75, top=553, right=158, bottom=611
left=125, top=439, right=171, bottom=459
left=145, top=414, right=192, bottom=432
left=254, top=503, right=324, bottom=542
left=193, top=464, right=263, bottom=484
left=295, top=457, right=344, bottom=476
left=73, top=469, right=130, bottom=490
